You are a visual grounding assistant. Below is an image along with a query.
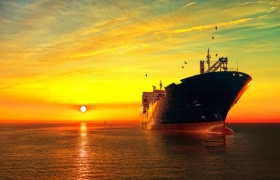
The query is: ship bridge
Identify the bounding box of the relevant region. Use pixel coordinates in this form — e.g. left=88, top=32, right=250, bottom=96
left=141, top=81, right=166, bottom=113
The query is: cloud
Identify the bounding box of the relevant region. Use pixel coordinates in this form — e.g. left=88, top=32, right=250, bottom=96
left=71, top=102, right=140, bottom=110
left=173, top=18, right=253, bottom=33
left=185, top=2, right=196, bottom=7
left=239, top=1, right=268, bottom=6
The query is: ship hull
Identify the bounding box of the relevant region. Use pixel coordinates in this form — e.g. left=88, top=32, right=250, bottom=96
left=141, top=71, right=252, bottom=134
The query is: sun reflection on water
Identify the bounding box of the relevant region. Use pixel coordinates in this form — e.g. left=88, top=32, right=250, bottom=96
left=80, top=122, right=87, bottom=132
left=77, top=122, right=89, bottom=179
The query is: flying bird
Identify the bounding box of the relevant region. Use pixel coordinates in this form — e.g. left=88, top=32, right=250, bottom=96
left=184, top=61, right=187, bottom=64
left=216, top=53, right=218, bottom=57
left=215, top=26, right=217, bottom=30
left=182, top=66, right=184, bottom=68
left=212, top=36, right=214, bottom=39
left=145, top=74, right=147, bottom=77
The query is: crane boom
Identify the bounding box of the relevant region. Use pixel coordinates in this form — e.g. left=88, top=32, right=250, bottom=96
left=200, top=49, right=228, bottom=74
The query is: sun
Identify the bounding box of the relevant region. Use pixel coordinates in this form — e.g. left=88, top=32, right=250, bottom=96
left=80, top=106, right=87, bottom=113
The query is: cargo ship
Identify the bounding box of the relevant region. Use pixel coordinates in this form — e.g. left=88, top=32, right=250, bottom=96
left=140, top=49, right=252, bottom=134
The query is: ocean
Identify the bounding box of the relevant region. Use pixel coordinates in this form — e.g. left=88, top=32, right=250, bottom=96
left=0, top=123, right=280, bottom=180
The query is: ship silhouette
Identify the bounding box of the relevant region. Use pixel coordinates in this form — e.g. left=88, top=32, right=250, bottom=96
left=140, top=49, right=252, bottom=135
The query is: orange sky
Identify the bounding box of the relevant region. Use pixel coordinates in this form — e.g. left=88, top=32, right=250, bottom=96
left=0, top=0, right=280, bottom=123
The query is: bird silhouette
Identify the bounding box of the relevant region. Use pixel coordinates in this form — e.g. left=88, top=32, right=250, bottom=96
left=182, top=66, right=184, bottom=68
left=145, top=74, right=147, bottom=77
left=216, top=53, right=218, bottom=57
left=184, top=61, right=187, bottom=64
left=215, top=26, right=217, bottom=30
left=212, top=36, right=214, bottom=39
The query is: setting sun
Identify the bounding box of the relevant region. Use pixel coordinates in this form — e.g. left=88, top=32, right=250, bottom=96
left=80, top=106, right=87, bottom=113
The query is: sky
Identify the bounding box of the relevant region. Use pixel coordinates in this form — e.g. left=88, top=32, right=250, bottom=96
left=0, top=0, right=280, bottom=123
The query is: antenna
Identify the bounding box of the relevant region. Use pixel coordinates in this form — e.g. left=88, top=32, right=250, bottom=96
left=236, top=59, right=238, bottom=72
left=206, top=48, right=211, bottom=69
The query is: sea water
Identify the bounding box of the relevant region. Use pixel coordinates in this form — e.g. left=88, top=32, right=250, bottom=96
left=0, top=123, right=280, bottom=180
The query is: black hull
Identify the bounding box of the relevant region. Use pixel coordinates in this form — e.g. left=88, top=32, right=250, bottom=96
left=141, top=71, right=252, bottom=133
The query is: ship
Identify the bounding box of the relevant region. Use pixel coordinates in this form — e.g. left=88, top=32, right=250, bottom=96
left=140, top=49, right=252, bottom=135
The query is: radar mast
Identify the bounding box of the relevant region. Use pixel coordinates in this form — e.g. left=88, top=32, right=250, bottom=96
left=206, top=48, right=211, bottom=69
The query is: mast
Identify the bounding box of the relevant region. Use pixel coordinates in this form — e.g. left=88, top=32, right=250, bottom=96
left=206, top=48, right=211, bottom=69
left=202, top=48, right=228, bottom=73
